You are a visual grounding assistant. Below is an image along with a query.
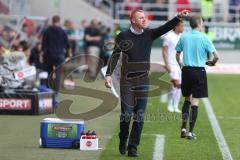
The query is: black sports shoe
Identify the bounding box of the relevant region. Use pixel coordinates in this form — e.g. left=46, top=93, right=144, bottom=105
left=128, top=146, right=138, bottom=157
left=180, top=128, right=187, bottom=138
left=186, top=132, right=197, bottom=140
left=119, top=141, right=127, bottom=155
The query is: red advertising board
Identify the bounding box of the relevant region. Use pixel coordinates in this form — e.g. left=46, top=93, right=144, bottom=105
left=0, top=98, right=32, bottom=110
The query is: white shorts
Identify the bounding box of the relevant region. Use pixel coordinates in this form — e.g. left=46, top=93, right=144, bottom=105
left=169, top=65, right=181, bottom=82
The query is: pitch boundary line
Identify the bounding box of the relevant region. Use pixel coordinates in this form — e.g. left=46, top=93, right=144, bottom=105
left=153, top=134, right=165, bottom=160
left=202, top=98, right=233, bottom=160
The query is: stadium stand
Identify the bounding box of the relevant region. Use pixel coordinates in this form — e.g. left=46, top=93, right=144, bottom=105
left=85, top=0, right=240, bottom=23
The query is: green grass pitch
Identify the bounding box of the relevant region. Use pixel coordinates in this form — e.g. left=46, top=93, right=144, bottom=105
left=0, top=74, right=239, bottom=160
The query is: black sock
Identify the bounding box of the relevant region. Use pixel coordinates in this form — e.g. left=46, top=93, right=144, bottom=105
left=181, top=100, right=191, bottom=129
left=189, top=105, right=198, bottom=133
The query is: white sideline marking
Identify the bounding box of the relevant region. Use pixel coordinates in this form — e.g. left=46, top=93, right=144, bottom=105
left=202, top=98, right=233, bottom=160
left=153, top=134, right=165, bottom=160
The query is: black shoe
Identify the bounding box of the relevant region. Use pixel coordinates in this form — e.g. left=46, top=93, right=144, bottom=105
left=119, top=141, right=127, bottom=155
left=128, top=147, right=138, bottom=157
left=180, top=128, right=187, bottom=138
left=186, top=132, right=197, bottom=140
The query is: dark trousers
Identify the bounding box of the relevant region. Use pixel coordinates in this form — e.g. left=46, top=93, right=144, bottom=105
left=44, top=55, right=65, bottom=91
left=119, top=77, right=149, bottom=149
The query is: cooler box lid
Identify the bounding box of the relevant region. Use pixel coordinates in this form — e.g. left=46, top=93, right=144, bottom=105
left=41, top=118, right=84, bottom=124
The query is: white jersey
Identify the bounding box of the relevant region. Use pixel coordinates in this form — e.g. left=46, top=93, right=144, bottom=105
left=163, top=31, right=182, bottom=66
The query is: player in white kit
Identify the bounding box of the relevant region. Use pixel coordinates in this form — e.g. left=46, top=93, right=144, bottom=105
left=162, top=20, right=184, bottom=113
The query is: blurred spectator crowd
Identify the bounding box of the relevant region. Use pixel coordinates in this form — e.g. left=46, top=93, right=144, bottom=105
left=0, top=15, right=124, bottom=92
left=0, top=16, right=121, bottom=77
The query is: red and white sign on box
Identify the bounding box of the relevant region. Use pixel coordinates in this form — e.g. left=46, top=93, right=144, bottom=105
left=14, top=66, right=36, bottom=80
left=80, top=135, right=98, bottom=150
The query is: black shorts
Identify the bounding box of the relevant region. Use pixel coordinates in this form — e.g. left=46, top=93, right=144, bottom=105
left=181, top=66, right=208, bottom=98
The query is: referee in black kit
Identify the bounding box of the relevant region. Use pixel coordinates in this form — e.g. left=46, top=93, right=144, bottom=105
left=175, top=16, right=219, bottom=140
left=105, top=9, right=190, bottom=157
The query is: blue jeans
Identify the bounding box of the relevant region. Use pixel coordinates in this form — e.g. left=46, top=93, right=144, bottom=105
left=119, top=77, right=149, bottom=149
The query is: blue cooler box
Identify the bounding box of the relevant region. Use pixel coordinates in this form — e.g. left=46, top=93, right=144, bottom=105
left=40, top=118, right=84, bottom=149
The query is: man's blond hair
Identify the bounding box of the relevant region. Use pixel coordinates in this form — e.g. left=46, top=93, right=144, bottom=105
left=129, top=9, right=144, bottom=24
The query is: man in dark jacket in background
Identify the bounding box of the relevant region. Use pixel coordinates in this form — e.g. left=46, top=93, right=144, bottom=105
left=84, top=19, right=102, bottom=78
left=42, top=15, right=70, bottom=92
